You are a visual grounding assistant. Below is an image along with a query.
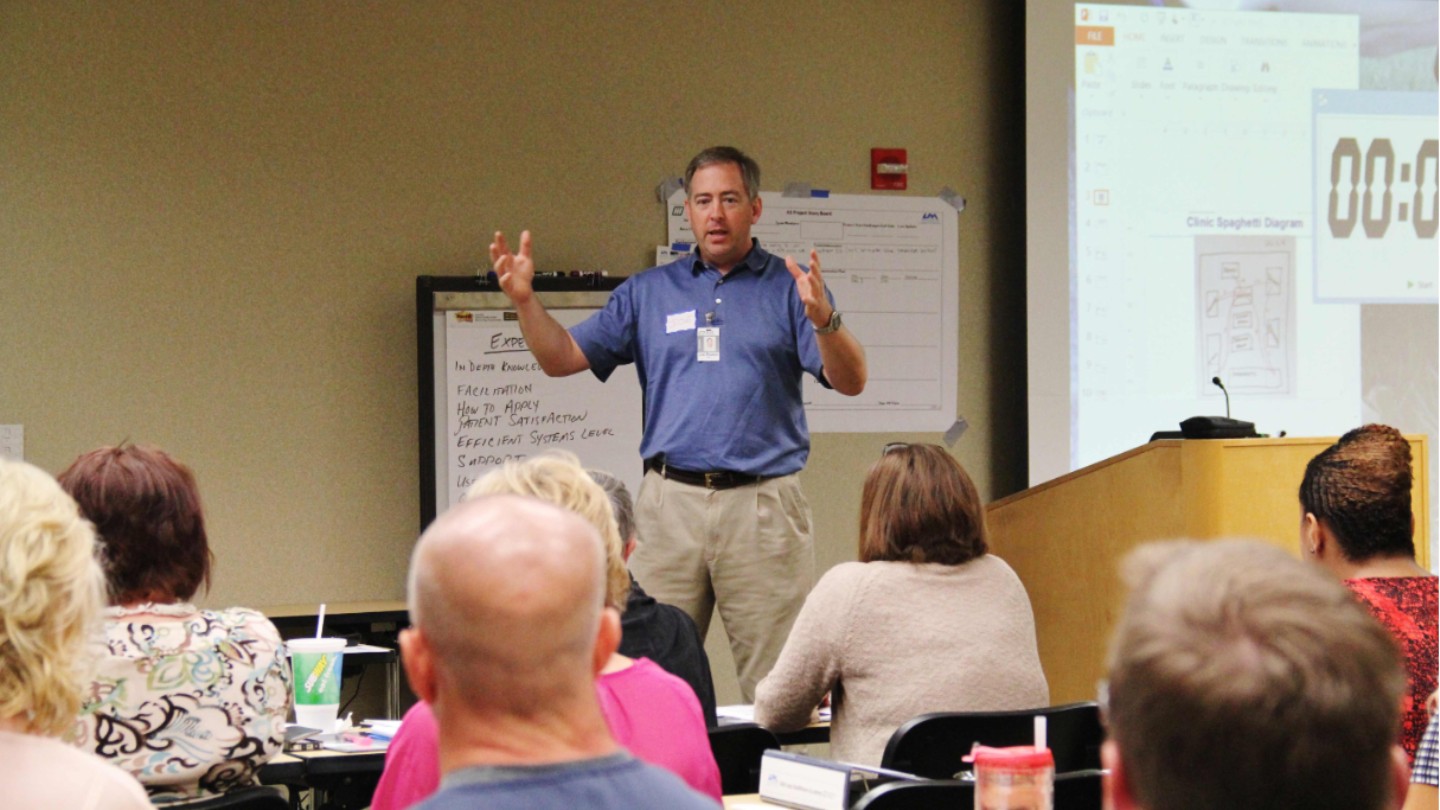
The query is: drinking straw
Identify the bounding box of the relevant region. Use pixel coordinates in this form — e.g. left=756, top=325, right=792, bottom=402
left=315, top=603, right=326, bottom=639
left=1034, top=715, right=1047, bottom=751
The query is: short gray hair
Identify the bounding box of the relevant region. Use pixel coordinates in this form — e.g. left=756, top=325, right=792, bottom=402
left=587, top=470, right=634, bottom=544
left=684, top=146, right=760, bottom=200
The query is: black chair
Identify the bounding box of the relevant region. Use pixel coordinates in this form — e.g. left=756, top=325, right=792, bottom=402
left=851, top=779, right=973, bottom=810
left=1053, top=768, right=1104, bottom=810
left=850, top=770, right=1103, bottom=810
left=170, top=786, right=289, bottom=810
left=708, top=722, right=782, bottom=794
left=879, top=701, right=1103, bottom=779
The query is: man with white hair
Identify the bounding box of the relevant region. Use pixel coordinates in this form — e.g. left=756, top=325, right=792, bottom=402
left=401, top=494, right=716, bottom=809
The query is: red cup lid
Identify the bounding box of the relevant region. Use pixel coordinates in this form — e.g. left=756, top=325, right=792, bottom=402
left=965, top=745, right=1055, bottom=769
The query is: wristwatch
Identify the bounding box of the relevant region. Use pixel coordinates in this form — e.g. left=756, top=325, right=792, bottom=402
left=814, top=310, right=843, bottom=335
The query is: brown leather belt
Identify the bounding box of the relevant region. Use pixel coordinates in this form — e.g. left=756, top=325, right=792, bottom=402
left=645, top=458, right=772, bottom=491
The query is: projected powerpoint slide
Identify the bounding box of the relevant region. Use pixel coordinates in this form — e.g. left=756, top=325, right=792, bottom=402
left=1071, top=4, right=1368, bottom=465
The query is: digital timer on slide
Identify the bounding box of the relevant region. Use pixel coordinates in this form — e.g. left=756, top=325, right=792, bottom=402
left=1313, top=90, right=1438, bottom=303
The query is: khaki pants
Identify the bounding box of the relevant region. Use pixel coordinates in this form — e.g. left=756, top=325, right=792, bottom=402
left=630, top=470, right=816, bottom=701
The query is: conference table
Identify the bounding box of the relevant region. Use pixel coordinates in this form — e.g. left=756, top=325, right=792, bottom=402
left=717, top=714, right=831, bottom=746
left=258, top=601, right=830, bottom=808
left=724, top=796, right=779, bottom=808
left=261, top=747, right=387, bottom=810
left=260, top=718, right=829, bottom=809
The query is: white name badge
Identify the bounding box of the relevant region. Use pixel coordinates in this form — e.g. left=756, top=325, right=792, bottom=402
left=697, top=326, right=720, bottom=362
left=666, top=309, right=696, bottom=333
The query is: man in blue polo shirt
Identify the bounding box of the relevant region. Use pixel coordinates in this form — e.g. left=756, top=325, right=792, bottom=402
left=489, top=146, right=867, bottom=699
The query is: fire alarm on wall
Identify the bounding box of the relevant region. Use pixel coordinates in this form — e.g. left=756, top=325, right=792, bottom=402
left=871, top=148, right=908, bottom=190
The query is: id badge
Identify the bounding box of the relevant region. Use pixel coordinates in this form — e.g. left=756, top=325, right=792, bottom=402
left=697, top=326, right=720, bottom=362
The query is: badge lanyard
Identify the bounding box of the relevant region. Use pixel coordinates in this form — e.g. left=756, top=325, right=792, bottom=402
left=697, top=311, right=719, bottom=362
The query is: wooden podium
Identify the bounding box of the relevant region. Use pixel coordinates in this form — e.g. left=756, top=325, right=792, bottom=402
left=986, top=436, right=1432, bottom=704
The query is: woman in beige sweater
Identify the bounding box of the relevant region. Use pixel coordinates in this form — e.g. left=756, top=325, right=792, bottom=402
left=754, top=443, right=1049, bottom=766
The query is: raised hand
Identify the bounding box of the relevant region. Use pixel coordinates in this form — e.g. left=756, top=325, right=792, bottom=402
left=490, top=230, right=536, bottom=305
left=785, top=249, right=834, bottom=328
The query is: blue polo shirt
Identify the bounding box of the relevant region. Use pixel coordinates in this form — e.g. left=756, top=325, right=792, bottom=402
left=570, top=241, right=833, bottom=477
left=417, top=752, right=716, bottom=810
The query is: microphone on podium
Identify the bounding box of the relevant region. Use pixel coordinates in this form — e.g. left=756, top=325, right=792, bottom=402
left=1178, top=375, right=1257, bottom=439
left=1211, top=376, right=1231, bottom=419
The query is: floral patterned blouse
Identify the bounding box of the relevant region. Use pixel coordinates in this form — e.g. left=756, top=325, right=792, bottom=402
left=68, top=603, right=292, bottom=802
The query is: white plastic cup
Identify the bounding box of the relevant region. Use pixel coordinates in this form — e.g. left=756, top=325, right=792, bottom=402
left=288, top=637, right=346, bottom=731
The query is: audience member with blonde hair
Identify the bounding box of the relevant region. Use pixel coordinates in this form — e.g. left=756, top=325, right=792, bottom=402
left=372, top=453, right=720, bottom=809
left=754, top=443, right=1048, bottom=765
left=1300, top=424, right=1437, bottom=762
left=59, top=444, right=291, bottom=802
left=0, top=459, right=149, bottom=809
left=1104, top=539, right=1409, bottom=810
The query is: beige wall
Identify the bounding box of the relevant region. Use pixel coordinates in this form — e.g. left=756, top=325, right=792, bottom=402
left=1, top=1, right=1025, bottom=700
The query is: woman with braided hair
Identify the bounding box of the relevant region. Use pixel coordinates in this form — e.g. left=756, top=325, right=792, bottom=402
left=1301, top=424, right=1437, bottom=763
